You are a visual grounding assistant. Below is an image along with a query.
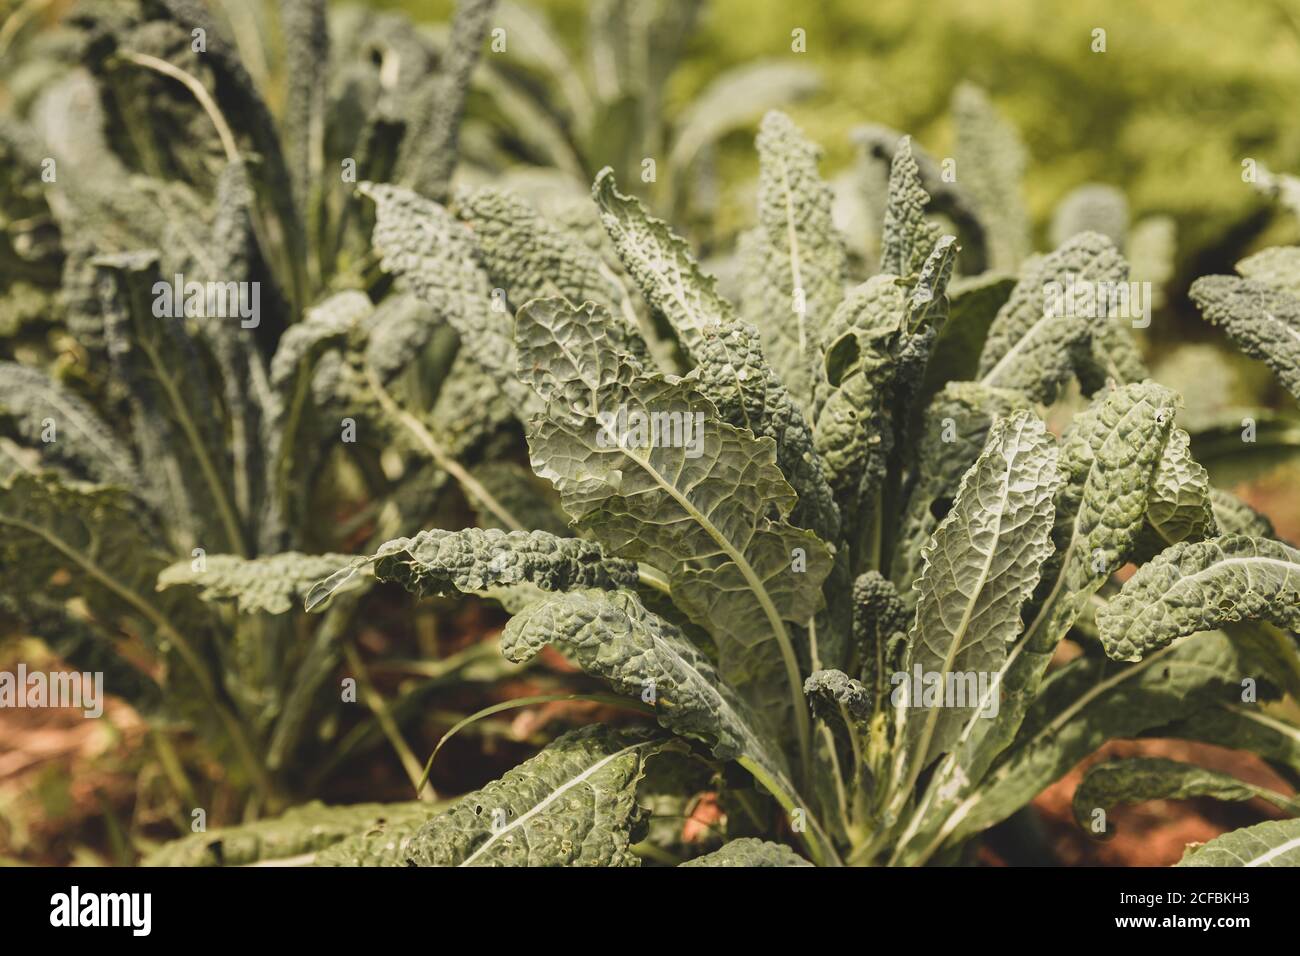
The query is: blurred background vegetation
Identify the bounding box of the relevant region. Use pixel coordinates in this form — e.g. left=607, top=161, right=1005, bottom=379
left=391, top=0, right=1300, bottom=284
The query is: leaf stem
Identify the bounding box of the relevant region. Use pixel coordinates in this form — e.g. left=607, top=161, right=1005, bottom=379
left=135, top=335, right=247, bottom=556
left=118, top=51, right=240, bottom=159
left=365, top=364, right=525, bottom=532
left=342, top=641, right=437, bottom=802
left=636, top=563, right=672, bottom=595
left=415, top=693, right=656, bottom=796
left=117, top=49, right=301, bottom=317
left=737, top=756, right=841, bottom=866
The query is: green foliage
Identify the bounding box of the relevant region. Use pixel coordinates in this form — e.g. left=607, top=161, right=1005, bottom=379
left=403, top=725, right=669, bottom=866
left=679, top=837, right=813, bottom=867
left=4, top=1, right=1298, bottom=869
left=142, top=800, right=437, bottom=866
left=298, top=110, right=1298, bottom=868
left=1073, top=758, right=1300, bottom=839
left=1178, top=819, right=1300, bottom=867
left=0, top=0, right=533, bottom=818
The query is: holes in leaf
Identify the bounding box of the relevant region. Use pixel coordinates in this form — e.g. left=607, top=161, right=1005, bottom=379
left=929, top=497, right=953, bottom=521
left=825, top=333, right=860, bottom=387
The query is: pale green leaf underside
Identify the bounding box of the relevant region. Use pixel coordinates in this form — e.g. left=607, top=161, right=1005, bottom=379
left=895, top=385, right=1185, bottom=861
left=739, top=111, right=846, bottom=409
left=1142, top=427, right=1215, bottom=547
left=517, top=297, right=831, bottom=740
left=891, top=382, right=1032, bottom=602
left=593, top=168, right=736, bottom=356
left=144, top=801, right=435, bottom=866
left=901, top=410, right=1060, bottom=772
left=1178, top=819, right=1300, bottom=867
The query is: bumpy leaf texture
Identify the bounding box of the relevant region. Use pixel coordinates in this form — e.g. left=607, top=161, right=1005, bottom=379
left=678, top=838, right=811, bottom=867
left=1208, top=487, right=1275, bottom=539
left=404, top=725, right=665, bottom=866
left=157, top=552, right=357, bottom=615
left=1160, top=702, right=1300, bottom=776
left=740, top=111, right=847, bottom=410
left=685, top=322, right=840, bottom=542
left=516, top=298, right=832, bottom=745
left=455, top=183, right=619, bottom=312
left=143, top=801, right=434, bottom=866
left=977, top=232, right=1128, bottom=403
left=371, top=528, right=639, bottom=596
left=894, top=382, right=1181, bottom=860
left=1189, top=274, right=1300, bottom=402
left=501, top=588, right=786, bottom=774
left=903, top=630, right=1255, bottom=858
left=880, top=136, right=942, bottom=278
left=1135, top=427, right=1215, bottom=555
left=892, top=382, right=1031, bottom=602
left=1097, top=535, right=1300, bottom=662
left=592, top=167, right=733, bottom=356
left=361, top=181, right=535, bottom=410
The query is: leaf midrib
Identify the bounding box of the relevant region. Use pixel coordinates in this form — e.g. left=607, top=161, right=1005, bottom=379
left=458, top=739, right=654, bottom=866
left=136, top=334, right=246, bottom=555
left=611, top=436, right=814, bottom=778
left=901, top=425, right=1019, bottom=789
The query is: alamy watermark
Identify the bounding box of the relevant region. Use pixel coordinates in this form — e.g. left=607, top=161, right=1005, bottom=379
left=596, top=406, right=706, bottom=459
left=0, top=664, right=103, bottom=718
left=152, top=273, right=260, bottom=328
left=1043, top=272, right=1151, bottom=328
left=891, top=665, right=999, bottom=718
left=50, top=886, right=151, bottom=936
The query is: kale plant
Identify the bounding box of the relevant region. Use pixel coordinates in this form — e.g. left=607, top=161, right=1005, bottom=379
left=0, top=0, right=539, bottom=811
left=3, top=1, right=1298, bottom=868
left=284, top=109, right=1299, bottom=867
